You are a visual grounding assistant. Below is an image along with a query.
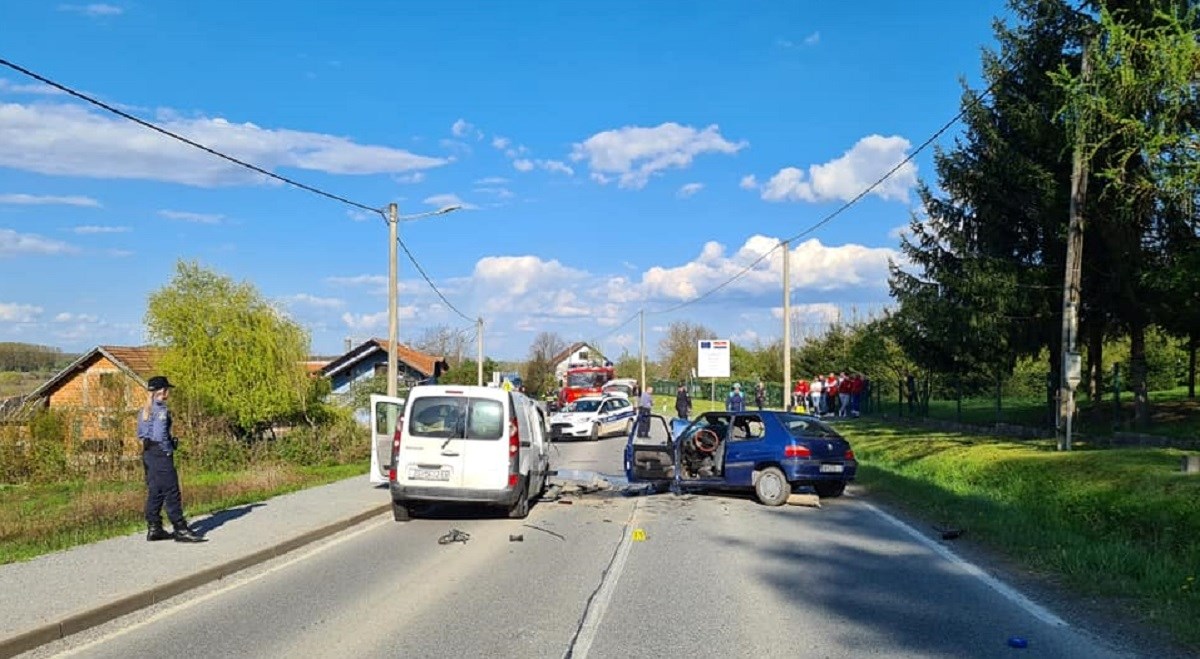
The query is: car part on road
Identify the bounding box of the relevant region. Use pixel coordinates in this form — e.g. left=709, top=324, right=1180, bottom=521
left=786, top=493, right=821, bottom=508
left=522, top=523, right=566, bottom=540
left=437, top=528, right=471, bottom=545
left=509, top=534, right=524, bottom=542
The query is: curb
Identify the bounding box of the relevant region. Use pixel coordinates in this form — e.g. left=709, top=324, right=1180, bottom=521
left=0, top=503, right=390, bottom=659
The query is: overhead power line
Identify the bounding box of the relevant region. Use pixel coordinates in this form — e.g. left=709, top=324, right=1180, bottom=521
left=0, top=57, right=382, bottom=214
left=590, top=310, right=640, bottom=345
left=395, top=232, right=475, bottom=323
left=648, top=71, right=1009, bottom=316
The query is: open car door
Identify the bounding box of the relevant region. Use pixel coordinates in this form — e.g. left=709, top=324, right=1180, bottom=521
left=369, top=394, right=405, bottom=485
left=623, top=413, right=677, bottom=488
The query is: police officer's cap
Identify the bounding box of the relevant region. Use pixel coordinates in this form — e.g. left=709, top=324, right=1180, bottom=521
left=147, top=375, right=174, bottom=392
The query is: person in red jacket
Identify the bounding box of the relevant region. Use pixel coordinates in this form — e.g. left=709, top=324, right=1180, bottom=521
left=793, top=379, right=809, bottom=413
left=825, top=373, right=839, bottom=417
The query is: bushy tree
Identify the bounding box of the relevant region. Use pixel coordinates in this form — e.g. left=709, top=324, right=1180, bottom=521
left=145, top=261, right=316, bottom=436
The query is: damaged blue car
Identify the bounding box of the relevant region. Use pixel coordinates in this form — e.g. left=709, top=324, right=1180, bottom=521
left=624, top=410, right=857, bottom=505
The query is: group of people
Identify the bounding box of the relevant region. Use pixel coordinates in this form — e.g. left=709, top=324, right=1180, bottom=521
left=792, top=372, right=867, bottom=418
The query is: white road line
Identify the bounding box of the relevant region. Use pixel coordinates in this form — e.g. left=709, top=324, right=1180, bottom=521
left=51, top=516, right=391, bottom=658
left=568, top=498, right=640, bottom=659
left=861, top=501, right=1067, bottom=627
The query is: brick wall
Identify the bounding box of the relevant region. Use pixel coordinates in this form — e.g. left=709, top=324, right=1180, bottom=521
left=47, top=356, right=143, bottom=453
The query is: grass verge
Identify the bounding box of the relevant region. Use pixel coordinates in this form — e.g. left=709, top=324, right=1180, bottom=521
left=0, top=462, right=366, bottom=565
left=836, top=420, right=1200, bottom=650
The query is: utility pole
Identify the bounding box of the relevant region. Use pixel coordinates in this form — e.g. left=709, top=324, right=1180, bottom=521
left=1059, top=42, right=1091, bottom=452
left=386, top=203, right=399, bottom=398
left=782, top=240, right=791, bottom=410
left=639, top=309, right=646, bottom=393
left=476, top=317, right=484, bottom=386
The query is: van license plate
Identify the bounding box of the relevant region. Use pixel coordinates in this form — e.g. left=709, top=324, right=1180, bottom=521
left=410, top=468, right=450, bottom=481
left=819, top=463, right=844, bottom=473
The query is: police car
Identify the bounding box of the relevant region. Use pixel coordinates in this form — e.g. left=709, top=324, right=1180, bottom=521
left=549, top=394, right=636, bottom=441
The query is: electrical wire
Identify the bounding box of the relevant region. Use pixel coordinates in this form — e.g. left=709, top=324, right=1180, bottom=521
left=396, top=234, right=475, bottom=323
left=0, top=57, right=383, bottom=214
left=589, top=310, right=640, bottom=345
left=647, top=71, right=1009, bottom=317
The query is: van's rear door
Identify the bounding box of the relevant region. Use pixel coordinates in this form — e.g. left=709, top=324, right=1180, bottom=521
left=369, top=394, right=405, bottom=484
left=460, top=392, right=511, bottom=491
left=399, top=392, right=469, bottom=488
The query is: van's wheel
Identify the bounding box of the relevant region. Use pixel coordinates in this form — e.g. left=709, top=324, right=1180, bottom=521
left=508, top=479, right=530, bottom=519
left=754, top=467, right=790, bottom=506
left=589, top=423, right=600, bottom=441
left=814, top=481, right=846, bottom=498
left=392, top=501, right=411, bottom=521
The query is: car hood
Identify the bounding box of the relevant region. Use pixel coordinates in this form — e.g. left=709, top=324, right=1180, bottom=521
left=552, top=412, right=595, bottom=423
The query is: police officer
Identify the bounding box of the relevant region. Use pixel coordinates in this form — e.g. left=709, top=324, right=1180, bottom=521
left=138, top=376, right=204, bottom=543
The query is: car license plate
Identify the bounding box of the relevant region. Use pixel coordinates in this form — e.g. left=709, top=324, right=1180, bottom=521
left=819, top=463, right=844, bottom=473
left=409, top=467, right=450, bottom=481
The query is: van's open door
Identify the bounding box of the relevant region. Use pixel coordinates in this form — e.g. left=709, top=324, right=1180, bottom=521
left=623, top=413, right=677, bottom=487
left=370, top=394, right=405, bottom=485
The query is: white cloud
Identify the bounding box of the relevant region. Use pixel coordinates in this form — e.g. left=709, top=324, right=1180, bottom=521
left=471, top=256, right=593, bottom=317
left=677, top=182, right=704, bottom=198
left=491, top=136, right=511, bottom=150
left=538, top=160, right=574, bottom=176
left=0, top=79, right=67, bottom=96
left=54, top=312, right=99, bottom=323
left=105, top=248, right=133, bottom=257
left=58, top=3, right=123, bottom=17
left=0, top=193, right=101, bottom=207
left=512, top=159, right=534, bottom=172
left=475, top=176, right=509, bottom=185
left=325, top=274, right=386, bottom=288
left=888, top=225, right=909, bottom=241
left=570, top=122, right=746, bottom=189
left=804, top=32, right=821, bottom=46
left=474, top=186, right=514, bottom=199
left=0, top=102, right=449, bottom=186
left=341, top=311, right=387, bottom=331
left=637, top=236, right=897, bottom=302
left=0, top=302, right=43, bottom=323
left=505, top=145, right=529, bottom=158
left=760, top=134, right=916, bottom=203
left=158, top=209, right=223, bottom=224
left=423, top=193, right=478, bottom=211
left=394, top=171, right=425, bottom=184
left=345, top=209, right=374, bottom=222
left=739, top=174, right=758, bottom=190
left=73, top=225, right=129, bottom=234
left=0, top=229, right=78, bottom=256
left=285, top=294, right=343, bottom=309
left=451, top=118, right=483, bottom=140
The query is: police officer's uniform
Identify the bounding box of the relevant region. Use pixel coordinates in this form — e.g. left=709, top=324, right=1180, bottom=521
left=138, top=376, right=204, bottom=543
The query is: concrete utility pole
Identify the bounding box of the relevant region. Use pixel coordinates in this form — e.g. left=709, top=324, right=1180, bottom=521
left=476, top=317, right=484, bottom=386
left=387, top=203, right=400, bottom=398
left=782, top=240, right=791, bottom=410
left=1059, top=42, right=1091, bottom=452
left=639, top=309, right=646, bottom=392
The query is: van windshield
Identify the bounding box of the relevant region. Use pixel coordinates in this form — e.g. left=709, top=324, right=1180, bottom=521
left=408, top=396, right=504, bottom=440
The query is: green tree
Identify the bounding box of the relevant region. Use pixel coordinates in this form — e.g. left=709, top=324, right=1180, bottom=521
left=145, top=261, right=315, bottom=436
left=657, top=321, right=714, bottom=381
left=524, top=331, right=567, bottom=397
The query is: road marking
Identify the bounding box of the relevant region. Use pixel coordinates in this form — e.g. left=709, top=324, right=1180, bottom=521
left=861, top=501, right=1067, bottom=627
left=51, top=516, right=391, bottom=658
left=565, top=498, right=640, bottom=659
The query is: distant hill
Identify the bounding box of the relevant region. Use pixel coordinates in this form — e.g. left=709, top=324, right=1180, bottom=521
left=0, top=342, right=78, bottom=372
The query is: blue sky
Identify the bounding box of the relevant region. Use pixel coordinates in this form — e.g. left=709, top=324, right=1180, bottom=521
left=0, top=0, right=1009, bottom=361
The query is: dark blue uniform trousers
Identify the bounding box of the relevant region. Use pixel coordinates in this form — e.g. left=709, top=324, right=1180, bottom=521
left=143, top=444, right=184, bottom=527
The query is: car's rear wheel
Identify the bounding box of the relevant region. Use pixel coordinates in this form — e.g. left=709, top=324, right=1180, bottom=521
left=392, top=501, right=411, bottom=521
left=754, top=467, right=790, bottom=506
left=814, top=481, right=846, bottom=498
left=508, top=479, right=530, bottom=519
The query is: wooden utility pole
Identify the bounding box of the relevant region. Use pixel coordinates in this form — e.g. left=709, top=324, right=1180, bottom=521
left=476, top=317, right=484, bottom=386
left=639, top=309, right=646, bottom=392
left=386, top=203, right=399, bottom=398
left=1059, top=43, right=1091, bottom=451
left=782, top=241, right=791, bottom=410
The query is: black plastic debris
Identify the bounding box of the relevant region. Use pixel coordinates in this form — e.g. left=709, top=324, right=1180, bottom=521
left=437, top=528, right=471, bottom=545
left=509, top=534, right=524, bottom=542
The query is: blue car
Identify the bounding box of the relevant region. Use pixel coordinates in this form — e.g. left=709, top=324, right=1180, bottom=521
left=624, top=410, right=857, bottom=505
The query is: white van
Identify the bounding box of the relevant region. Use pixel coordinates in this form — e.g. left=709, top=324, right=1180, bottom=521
left=374, top=385, right=550, bottom=521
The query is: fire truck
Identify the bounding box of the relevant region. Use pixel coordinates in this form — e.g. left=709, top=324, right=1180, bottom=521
left=557, top=361, right=615, bottom=408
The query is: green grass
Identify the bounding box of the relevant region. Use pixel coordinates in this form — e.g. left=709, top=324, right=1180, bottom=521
left=0, top=462, right=367, bottom=564
left=837, top=420, right=1200, bottom=650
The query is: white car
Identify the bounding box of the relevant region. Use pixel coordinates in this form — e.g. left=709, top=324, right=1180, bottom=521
left=550, top=395, right=636, bottom=441
left=601, top=378, right=638, bottom=399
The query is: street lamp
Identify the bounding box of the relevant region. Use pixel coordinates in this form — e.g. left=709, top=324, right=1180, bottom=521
left=387, top=203, right=462, bottom=397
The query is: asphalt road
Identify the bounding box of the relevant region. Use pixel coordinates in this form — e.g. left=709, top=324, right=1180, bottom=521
left=26, top=434, right=1144, bottom=659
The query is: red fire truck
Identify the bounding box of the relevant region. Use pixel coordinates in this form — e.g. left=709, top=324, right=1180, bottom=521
left=558, top=362, right=615, bottom=407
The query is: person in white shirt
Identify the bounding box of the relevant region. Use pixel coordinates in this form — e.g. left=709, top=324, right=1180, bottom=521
left=809, top=376, right=824, bottom=415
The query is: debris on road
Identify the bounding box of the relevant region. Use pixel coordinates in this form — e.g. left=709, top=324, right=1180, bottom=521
left=509, top=534, right=524, bottom=542
left=1007, top=636, right=1028, bottom=649
left=437, top=528, right=471, bottom=545
left=523, top=524, right=566, bottom=541
left=786, top=493, right=822, bottom=508
left=933, top=524, right=966, bottom=540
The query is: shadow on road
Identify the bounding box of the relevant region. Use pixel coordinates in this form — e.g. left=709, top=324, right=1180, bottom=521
left=191, top=503, right=265, bottom=535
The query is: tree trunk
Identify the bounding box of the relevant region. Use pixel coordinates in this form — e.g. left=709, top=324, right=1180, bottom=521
left=1047, top=345, right=1061, bottom=429
left=1129, top=321, right=1151, bottom=428
left=1189, top=332, right=1197, bottom=399
left=1087, top=319, right=1104, bottom=413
